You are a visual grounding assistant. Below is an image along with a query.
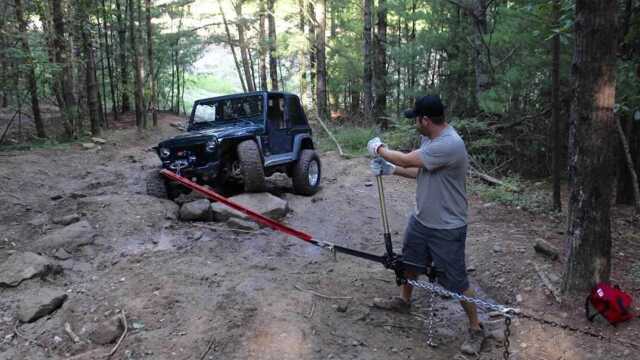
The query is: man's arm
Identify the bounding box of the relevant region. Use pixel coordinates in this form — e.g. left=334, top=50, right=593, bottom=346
left=378, top=147, right=425, bottom=169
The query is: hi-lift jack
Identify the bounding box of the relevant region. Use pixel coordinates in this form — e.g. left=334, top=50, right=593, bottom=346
left=160, top=169, right=439, bottom=284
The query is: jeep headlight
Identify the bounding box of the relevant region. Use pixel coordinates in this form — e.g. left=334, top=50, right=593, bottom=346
left=205, top=138, right=218, bottom=152
left=159, top=147, right=171, bottom=159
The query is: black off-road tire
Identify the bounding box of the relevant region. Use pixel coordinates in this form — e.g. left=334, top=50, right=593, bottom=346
left=292, top=150, right=321, bottom=196
left=237, top=140, right=266, bottom=192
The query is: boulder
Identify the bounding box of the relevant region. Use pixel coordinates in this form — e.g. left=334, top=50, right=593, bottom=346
left=31, top=220, right=96, bottom=252
left=0, top=252, right=55, bottom=287
left=211, top=193, right=288, bottom=222
left=17, top=288, right=68, bottom=323
left=52, top=213, right=81, bottom=226
left=81, top=143, right=95, bottom=150
left=226, top=217, right=260, bottom=231
left=89, top=315, right=124, bottom=345
left=179, top=199, right=211, bottom=221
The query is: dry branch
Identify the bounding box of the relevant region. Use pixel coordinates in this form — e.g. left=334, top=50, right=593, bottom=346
left=108, top=310, right=128, bottom=358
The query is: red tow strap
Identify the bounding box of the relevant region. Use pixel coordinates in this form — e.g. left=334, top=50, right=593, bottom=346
left=160, top=169, right=314, bottom=242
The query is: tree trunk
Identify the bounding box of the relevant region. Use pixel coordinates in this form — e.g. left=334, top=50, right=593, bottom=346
left=315, top=0, right=328, bottom=120
left=551, top=0, right=562, bottom=211
left=307, top=0, right=316, bottom=102
left=235, top=0, right=255, bottom=92
left=79, top=2, right=101, bottom=136
left=219, top=0, right=247, bottom=92
left=298, top=0, right=307, bottom=102
left=259, top=0, right=268, bottom=91
left=373, top=0, right=388, bottom=129
left=267, top=0, right=279, bottom=90
left=129, top=0, right=145, bottom=130
left=101, top=0, right=118, bottom=124
left=49, top=0, right=77, bottom=136
left=145, top=0, right=157, bottom=126
left=562, top=0, right=618, bottom=294
left=362, top=0, right=373, bottom=123
left=15, top=0, right=46, bottom=138
left=115, top=0, right=130, bottom=112
left=471, top=0, right=492, bottom=103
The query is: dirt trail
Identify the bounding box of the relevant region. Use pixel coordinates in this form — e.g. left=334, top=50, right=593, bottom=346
left=0, top=114, right=638, bottom=360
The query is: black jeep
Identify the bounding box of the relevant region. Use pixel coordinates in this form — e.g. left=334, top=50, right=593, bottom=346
left=149, top=91, right=321, bottom=199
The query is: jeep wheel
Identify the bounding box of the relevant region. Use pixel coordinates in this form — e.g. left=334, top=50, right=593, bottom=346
left=146, top=170, right=180, bottom=200
left=237, top=140, right=266, bottom=192
left=292, top=150, right=321, bottom=196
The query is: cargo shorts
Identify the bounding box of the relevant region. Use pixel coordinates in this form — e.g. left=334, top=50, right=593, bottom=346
left=401, top=215, right=469, bottom=294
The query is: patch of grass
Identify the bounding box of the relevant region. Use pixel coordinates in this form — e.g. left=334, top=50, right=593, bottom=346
left=315, top=125, right=376, bottom=156
left=469, top=176, right=555, bottom=214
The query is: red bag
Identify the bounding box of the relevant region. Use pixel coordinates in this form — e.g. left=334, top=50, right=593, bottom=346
left=585, top=282, right=635, bottom=325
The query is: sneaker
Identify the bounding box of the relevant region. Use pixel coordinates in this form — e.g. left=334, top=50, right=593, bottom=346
left=460, top=326, right=486, bottom=355
left=372, top=297, right=411, bottom=313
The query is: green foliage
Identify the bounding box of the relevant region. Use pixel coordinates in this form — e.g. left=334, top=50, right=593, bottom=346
left=469, top=176, right=555, bottom=214
left=315, top=125, right=376, bottom=156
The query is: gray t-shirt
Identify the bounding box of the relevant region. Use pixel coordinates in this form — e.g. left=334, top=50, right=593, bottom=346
left=414, top=125, right=468, bottom=229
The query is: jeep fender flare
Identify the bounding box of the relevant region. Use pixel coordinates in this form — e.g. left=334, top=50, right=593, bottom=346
left=292, top=134, right=314, bottom=160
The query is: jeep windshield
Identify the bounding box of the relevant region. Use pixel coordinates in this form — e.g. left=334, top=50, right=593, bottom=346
left=191, top=95, right=264, bottom=127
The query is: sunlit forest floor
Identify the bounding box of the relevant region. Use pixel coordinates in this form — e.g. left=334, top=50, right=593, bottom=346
left=0, top=112, right=638, bottom=359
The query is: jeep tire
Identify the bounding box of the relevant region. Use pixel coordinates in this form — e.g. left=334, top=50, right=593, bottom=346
left=292, top=150, right=321, bottom=195
left=237, top=140, right=266, bottom=192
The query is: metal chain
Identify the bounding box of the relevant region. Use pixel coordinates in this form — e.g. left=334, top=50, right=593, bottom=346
left=503, top=317, right=511, bottom=360
left=425, top=289, right=437, bottom=348
left=407, top=279, right=518, bottom=315
left=407, top=278, right=640, bottom=355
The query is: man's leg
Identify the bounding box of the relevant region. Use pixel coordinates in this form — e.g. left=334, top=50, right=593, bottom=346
left=460, top=287, right=481, bottom=330
left=400, top=270, right=418, bottom=303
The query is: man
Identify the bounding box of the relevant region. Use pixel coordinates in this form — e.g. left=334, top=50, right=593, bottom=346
left=367, top=95, right=485, bottom=355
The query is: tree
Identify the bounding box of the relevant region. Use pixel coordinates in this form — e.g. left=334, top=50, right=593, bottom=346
left=115, top=0, right=130, bottom=112
left=78, top=0, right=101, bottom=136
left=562, top=0, right=618, bottom=294
left=363, top=0, right=373, bottom=123
left=101, top=0, right=118, bottom=124
left=129, top=0, right=145, bottom=129
left=315, top=0, right=328, bottom=120
left=259, top=0, right=268, bottom=91
left=15, top=0, right=46, bottom=138
left=551, top=0, right=562, bottom=211
left=49, top=0, right=77, bottom=136
left=146, top=0, right=157, bottom=126
left=373, top=0, right=388, bottom=129
left=267, top=0, right=278, bottom=90
left=235, top=0, right=255, bottom=92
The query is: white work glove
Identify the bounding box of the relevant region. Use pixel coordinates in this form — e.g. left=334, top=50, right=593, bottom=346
left=370, top=157, right=396, bottom=176
left=367, top=137, right=385, bottom=157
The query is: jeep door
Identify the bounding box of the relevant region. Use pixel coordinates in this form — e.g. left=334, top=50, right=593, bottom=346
left=266, top=94, right=293, bottom=155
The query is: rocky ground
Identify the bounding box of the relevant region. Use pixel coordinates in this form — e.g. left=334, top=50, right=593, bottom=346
left=1, top=113, right=639, bottom=360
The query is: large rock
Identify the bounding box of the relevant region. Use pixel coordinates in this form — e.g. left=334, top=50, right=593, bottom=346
left=211, top=193, right=288, bottom=222
left=89, top=315, right=124, bottom=345
left=17, top=288, right=68, bottom=323
left=0, top=252, right=55, bottom=287
left=179, top=199, right=211, bottom=221
left=31, top=220, right=96, bottom=252
left=52, top=213, right=81, bottom=226
left=226, top=217, right=260, bottom=231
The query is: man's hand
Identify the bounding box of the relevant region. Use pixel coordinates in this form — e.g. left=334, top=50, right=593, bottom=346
left=367, top=137, right=385, bottom=157
left=370, top=157, right=396, bottom=176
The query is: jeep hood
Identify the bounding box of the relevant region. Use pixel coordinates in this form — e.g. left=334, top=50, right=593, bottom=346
left=159, top=123, right=264, bottom=147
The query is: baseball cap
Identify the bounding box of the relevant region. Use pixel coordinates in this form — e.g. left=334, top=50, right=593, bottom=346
left=404, top=95, right=445, bottom=118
